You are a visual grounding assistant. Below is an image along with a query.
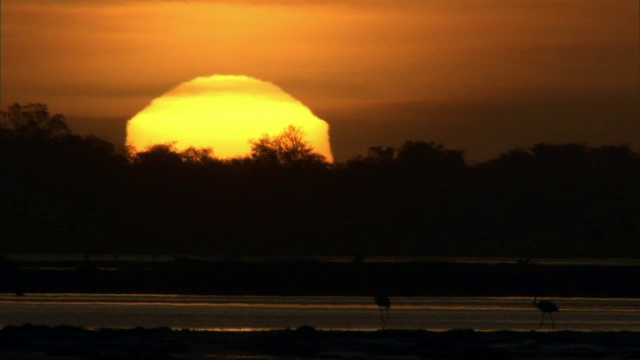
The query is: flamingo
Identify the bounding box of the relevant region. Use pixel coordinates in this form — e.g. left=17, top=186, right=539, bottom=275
left=374, top=294, right=391, bottom=329
left=533, top=296, right=559, bottom=328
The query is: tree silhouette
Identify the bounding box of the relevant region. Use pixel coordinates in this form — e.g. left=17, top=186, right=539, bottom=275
left=180, top=147, right=218, bottom=166
left=249, top=125, right=327, bottom=168
left=345, top=146, right=396, bottom=173
left=2, top=103, right=640, bottom=258
left=0, top=103, right=126, bottom=256
left=1, top=103, right=70, bottom=137
left=397, top=140, right=466, bottom=174
left=130, top=143, right=185, bottom=170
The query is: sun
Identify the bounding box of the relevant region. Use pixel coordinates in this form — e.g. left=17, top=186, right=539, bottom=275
left=126, top=75, right=333, bottom=162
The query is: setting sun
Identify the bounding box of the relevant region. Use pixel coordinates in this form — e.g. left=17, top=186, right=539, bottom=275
left=126, top=75, right=333, bottom=161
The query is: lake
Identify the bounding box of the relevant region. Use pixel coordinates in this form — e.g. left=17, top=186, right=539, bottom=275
left=2, top=294, right=639, bottom=331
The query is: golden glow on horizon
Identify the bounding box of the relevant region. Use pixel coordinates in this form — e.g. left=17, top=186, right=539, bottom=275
left=126, top=75, right=333, bottom=161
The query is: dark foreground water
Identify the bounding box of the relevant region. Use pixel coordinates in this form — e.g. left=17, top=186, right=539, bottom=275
left=2, top=294, right=639, bottom=331
left=7, top=253, right=640, bottom=266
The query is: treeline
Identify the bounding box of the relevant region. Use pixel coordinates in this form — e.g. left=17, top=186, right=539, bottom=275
left=1, top=103, right=639, bottom=258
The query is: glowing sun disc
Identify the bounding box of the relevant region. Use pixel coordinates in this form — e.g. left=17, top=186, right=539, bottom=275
left=126, top=75, right=333, bottom=162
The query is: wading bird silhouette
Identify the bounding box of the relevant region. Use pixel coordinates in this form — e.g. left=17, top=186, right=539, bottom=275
left=375, top=294, right=391, bottom=329
left=533, top=296, right=559, bottom=328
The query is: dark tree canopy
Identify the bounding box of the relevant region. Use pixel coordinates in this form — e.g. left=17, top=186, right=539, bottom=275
left=249, top=125, right=328, bottom=168
left=2, top=103, right=639, bottom=258
left=396, top=140, right=466, bottom=175
left=1, top=103, right=70, bottom=137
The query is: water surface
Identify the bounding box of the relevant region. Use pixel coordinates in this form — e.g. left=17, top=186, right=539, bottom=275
left=2, top=294, right=638, bottom=331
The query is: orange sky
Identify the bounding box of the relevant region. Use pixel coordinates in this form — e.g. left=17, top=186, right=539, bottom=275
left=2, top=0, right=639, bottom=161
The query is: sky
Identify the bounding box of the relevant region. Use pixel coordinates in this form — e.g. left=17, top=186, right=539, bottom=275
left=2, top=0, right=639, bottom=162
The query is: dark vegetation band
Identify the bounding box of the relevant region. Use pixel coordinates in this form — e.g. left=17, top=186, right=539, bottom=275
left=2, top=103, right=639, bottom=258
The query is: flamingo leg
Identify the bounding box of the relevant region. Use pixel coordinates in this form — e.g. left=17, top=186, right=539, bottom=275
left=379, top=306, right=384, bottom=329
left=540, top=312, right=545, bottom=327
left=384, top=307, right=390, bottom=327
left=550, top=313, right=555, bottom=329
